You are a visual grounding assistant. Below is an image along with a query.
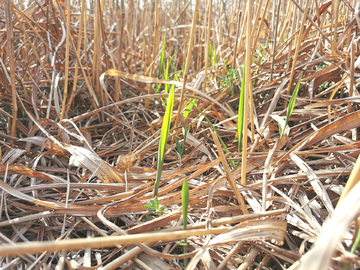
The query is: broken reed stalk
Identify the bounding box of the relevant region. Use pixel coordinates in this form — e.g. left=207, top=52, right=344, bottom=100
left=285, top=0, right=311, bottom=106
left=211, top=130, right=248, bottom=214
left=113, top=0, right=125, bottom=126
left=66, top=0, right=86, bottom=116
left=232, top=11, right=241, bottom=71
left=5, top=0, right=17, bottom=140
left=203, top=0, right=212, bottom=93
left=250, top=0, right=271, bottom=58
left=0, top=227, right=229, bottom=257
left=174, top=0, right=199, bottom=133
left=331, top=0, right=340, bottom=56
left=348, top=42, right=355, bottom=114
left=60, top=0, right=70, bottom=121
left=145, top=0, right=160, bottom=110
left=270, top=0, right=281, bottom=82
left=54, top=0, right=99, bottom=111
left=93, top=0, right=102, bottom=103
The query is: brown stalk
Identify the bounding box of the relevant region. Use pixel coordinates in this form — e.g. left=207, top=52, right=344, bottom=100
left=113, top=0, right=125, bottom=126
left=5, top=0, right=17, bottom=140
left=251, top=0, right=271, bottom=58
left=0, top=227, right=229, bottom=257
left=174, top=0, right=199, bottom=132
left=65, top=0, right=86, bottom=116
left=92, top=0, right=102, bottom=103
left=60, top=0, right=70, bottom=121
left=270, top=0, right=282, bottom=81
left=285, top=0, right=311, bottom=102
left=203, top=0, right=213, bottom=93
left=331, top=0, right=341, bottom=56
left=232, top=10, right=241, bottom=71
left=145, top=0, right=160, bottom=110
left=211, top=130, right=248, bottom=214
left=55, top=0, right=99, bottom=110
left=348, top=42, right=355, bottom=114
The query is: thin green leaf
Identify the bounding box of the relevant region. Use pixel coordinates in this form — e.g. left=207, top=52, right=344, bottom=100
left=280, top=76, right=302, bottom=137
left=158, top=36, right=166, bottom=79
left=238, top=63, right=246, bottom=154
left=259, top=39, right=268, bottom=65
left=182, top=178, right=189, bottom=231
left=212, top=50, right=216, bottom=69
left=175, top=136, right=182, bottom=157
left=183, top=95, right=236, bottom=168
left=183, top=98, right=196, bottom=118
left=153, top=82, right=175, bottom=197
left=181, top=124, right=188, bottom=158
left=208, top=43, right=213, bottom=67
left=164, top=56, right=175, bottom=94
left=182, top=178, right=189, bottom=267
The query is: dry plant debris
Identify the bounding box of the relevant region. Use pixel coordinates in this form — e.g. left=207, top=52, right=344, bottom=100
left=0, top=0, right=360, bottom=269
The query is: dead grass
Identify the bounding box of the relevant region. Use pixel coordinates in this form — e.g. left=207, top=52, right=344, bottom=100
left=0, top=0, right=360, bottom=269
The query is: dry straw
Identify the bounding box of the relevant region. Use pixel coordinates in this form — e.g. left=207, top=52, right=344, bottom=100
left=0, top=0, right=359, bottom=269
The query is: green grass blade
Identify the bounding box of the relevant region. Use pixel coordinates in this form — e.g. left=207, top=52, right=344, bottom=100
left=164, top=60, right=170, bottom=94
left=164, top=54, right=174, bottom=94
left=154, top=82, right=175, bottom=197
left=182, top=178, right=189, bottom=230
left=182, top=178, right=189, bottom=267
left=259, top=39, right=268, bottom=65
left=181, top=124, right=188, bottom=158
left=238, top=63, right=246, bottom=154
left=212, top=50, right=216, bottom=69
left=280, top=76, right=302, bottom=137
left=175, top=136, right=182, bottom=157
left=344, top=228, right=360, bottom=270
left=155, top=37, right=167, bottom=94
left=183, top=95, right=236, bottom=168
left=158, top=36, right=166, bottom=79
left=208, top=43, right=212, bottom=67
left=183, top=98, right=196, bottom=118
left=176, top=98, right=195, bottom=158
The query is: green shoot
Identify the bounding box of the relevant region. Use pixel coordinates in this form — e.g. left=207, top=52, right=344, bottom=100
left=219, top=60, right=239, bottom=96
left=351, top=229, right=360, bottom=253
left=144, top=196, right=166, bottom=213
left=160, top=69, right=178, bottom=108
left=279, top=76, right=302, bottom=137
left=158, top=36, right=166, bottom=79
left=344, top=229, right=360, bottom=270
left=183, top=95, right=236, bottom=168
left=144, top=196, right=166, bottom=221
left=164, top=56, right=175, bottom=94
left=155, top=37, right=167, bottom=94
left=259, top=39, right=268, bottom=65
left=175, top=98, right=196, bottom=157
left=153, top=81, right=175, bottom=198
left=238, top=62, right=246, bottom=155
left=212, top=49, right=216, bottom=69
left=175, top=137, right=183, bottom=157
left=182, top=178, right=189, bottom=267
left=208, top=43, right=213, bottom=67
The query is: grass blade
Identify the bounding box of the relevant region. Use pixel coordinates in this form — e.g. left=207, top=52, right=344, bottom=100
left=280, top=76, right=302, bottom=137
left=153, top=82, right=175, bottom=197
left=238, top=62, right=246, bottom=154
left=182, top=178, right=189, bottom=267
left=183, top=95, right=236, bottom=168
